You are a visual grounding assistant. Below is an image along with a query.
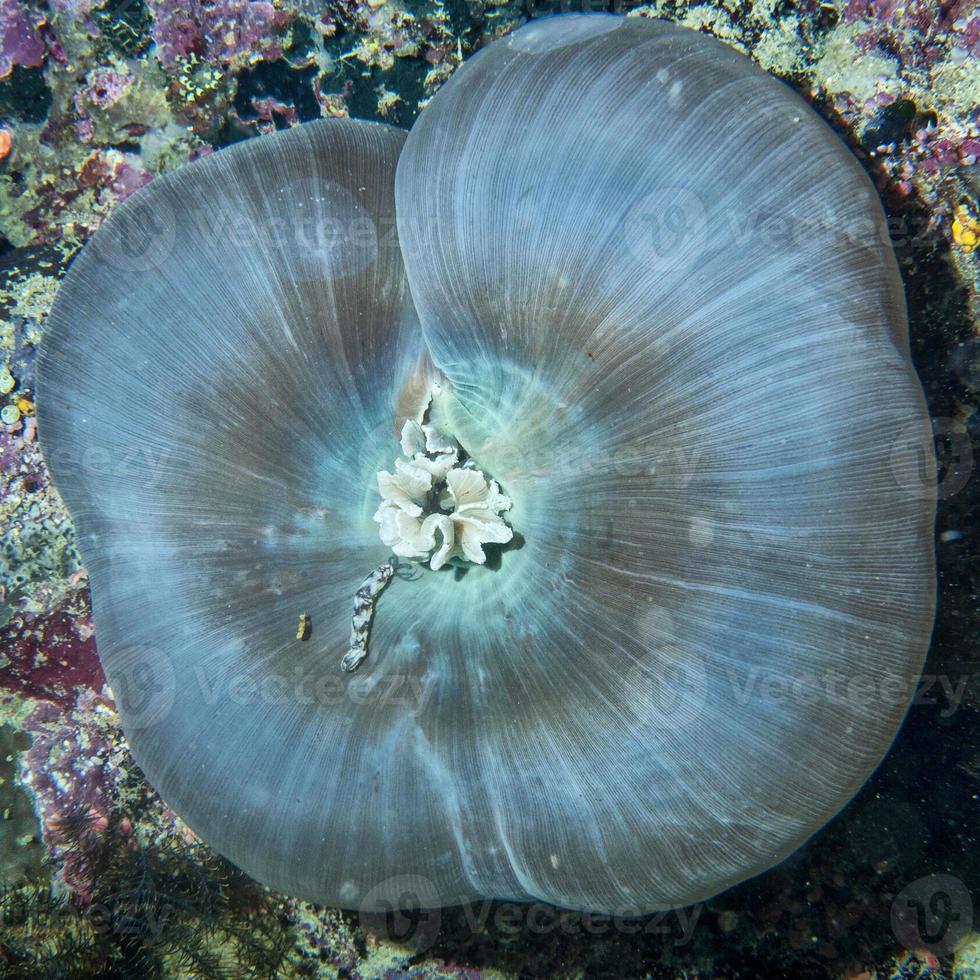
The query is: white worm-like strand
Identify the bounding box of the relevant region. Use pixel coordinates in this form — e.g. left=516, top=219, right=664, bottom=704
left=340, top=560, right=396, bottom=672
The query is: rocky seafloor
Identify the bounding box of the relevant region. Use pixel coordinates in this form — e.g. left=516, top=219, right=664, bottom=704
left=0, top=0, right=978, bottom=977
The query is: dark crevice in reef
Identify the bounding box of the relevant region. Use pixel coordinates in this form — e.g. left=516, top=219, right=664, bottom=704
left=0, top=243, right=71, bottom=285
left=862, top=104, right=979, bottom=976
left=341, top=59, right=427, bottom=129
left=859, top=98, right=919, bottom=152
left=233, top=60, right=322, bottom=130
left=862, top=93, right=980, bottom=947
left=813, top=93, right=976, bottom=417
left=228, top=30, right=431, bottom=136
left=0, top=65, right=53, bottom=125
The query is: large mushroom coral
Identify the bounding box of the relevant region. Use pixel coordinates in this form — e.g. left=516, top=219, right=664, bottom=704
left=38, top=14, right=936, bottom=914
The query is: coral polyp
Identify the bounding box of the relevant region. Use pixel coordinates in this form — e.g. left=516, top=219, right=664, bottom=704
left=375, top=417, right=513, bottom=571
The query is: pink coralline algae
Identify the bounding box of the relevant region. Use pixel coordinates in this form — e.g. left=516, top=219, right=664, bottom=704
left=47, top=0, right=105, bottom=42
left=815, top=0, right=979, bottom=260
left=246, top=94, right=300, bottom=133
left=291, top=901, right=361, bottom=973
left=844, top=0, right=957, bottom=61
left=147, top=0, right=293, bottom=72
left=77, top=148, right=153, bottom=206
left=960, top=137, right=980, bottom=165
left=73, top=66, right=137, bottom=141
left=843, top=0, right=980, bottom=56
left=106, top=154, right=154, bottom=201
left=18, top=691, right=119, bottom=901
left=831, top=87, right=976, bottom=200
left=0, top=0, right=47, bottom=78
left=20, top=148, right=152, bottom=244
left=75, top=65, right=136, bottom=111
left=0, top=423, right=44, bottom=492
left=955, top=9, right=980, bottom=57
left=844, top=0, right=980, bottom=60
left=0, top=594, right=104, bottom=712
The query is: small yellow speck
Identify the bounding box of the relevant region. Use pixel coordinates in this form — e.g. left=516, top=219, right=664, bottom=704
left=296, top=613, right=311, bottom=640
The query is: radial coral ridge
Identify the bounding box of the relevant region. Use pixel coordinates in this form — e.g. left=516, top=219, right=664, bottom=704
left=38, top=14, right=936, bottom=915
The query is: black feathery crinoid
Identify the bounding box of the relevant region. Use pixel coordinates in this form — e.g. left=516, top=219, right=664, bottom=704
left=50, top=803, right=114, bottom=895
left=0, top=875, right=114, bottom=978
left=83, top=828, right=297, bottom=979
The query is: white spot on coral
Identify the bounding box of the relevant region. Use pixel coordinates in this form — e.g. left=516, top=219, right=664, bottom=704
left=689, top=517, right=714, bottom=547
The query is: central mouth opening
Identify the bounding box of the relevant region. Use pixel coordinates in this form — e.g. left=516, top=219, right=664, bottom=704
left=341, top=385, right=516, bottom=672
left=375, top=418, right=513, bottom=572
